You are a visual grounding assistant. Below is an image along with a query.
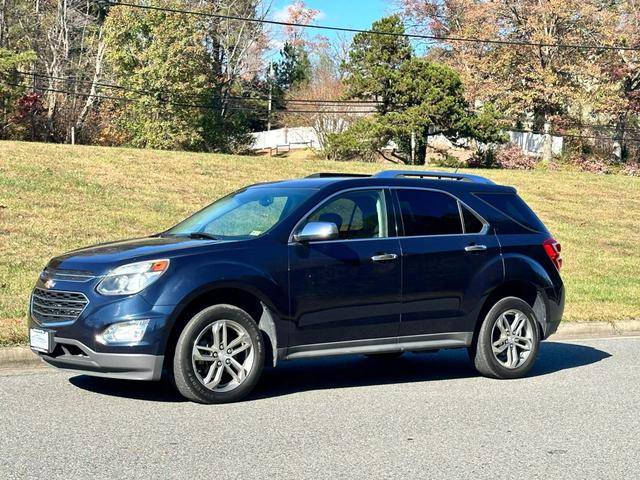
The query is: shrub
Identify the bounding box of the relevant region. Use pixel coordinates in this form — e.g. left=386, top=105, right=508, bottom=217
left=563, top=153, right=612, bottom=174
left=323, top=119, right=383, bottom=162
left=621, top=162, right=640, bottom=177
left=495, top=145, right=537, bottom=170
left=430, top=152, right=466, bottom=169
left=468, top=145, right=536, bottom=170
left=468, top=148, right=497, bottom=168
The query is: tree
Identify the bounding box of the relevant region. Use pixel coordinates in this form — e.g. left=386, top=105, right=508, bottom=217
left=274, top=42, right=311, bottom=93
left=278, top=0, right=326, bottom=51
left=339, top=16, right=503, bottom=164
left=104, top=3, right=214, bottom=150
left=378, top=58, right=505, bottom=162
left=0, top=48, right=36, bottom=138
left=592, top=0, right=640, bottom=161
left=104, top=0, right=266, bottom=151
left=343, top=15, right=412, bottom=114
left=395, top=0, right=608, bottom=161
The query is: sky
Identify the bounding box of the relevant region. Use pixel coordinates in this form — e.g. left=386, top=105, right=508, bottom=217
left=267, top=0, right=393, bottom=53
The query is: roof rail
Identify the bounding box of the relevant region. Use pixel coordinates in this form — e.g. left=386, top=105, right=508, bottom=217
left=374, top=170, right=495, bottom=184
left=306, top=173, right=371, bottom=178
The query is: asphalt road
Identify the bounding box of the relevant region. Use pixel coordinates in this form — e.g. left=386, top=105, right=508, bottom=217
left=1, top=336, right=639, bottom=479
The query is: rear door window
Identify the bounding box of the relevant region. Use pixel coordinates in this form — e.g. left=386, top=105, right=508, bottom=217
left=396, top=189, right=463, bottom=236
left=474, top=192, right=547, bottom=232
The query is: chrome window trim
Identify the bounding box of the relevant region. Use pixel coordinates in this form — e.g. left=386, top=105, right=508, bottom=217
left=288, top=185, right=490, bottom=245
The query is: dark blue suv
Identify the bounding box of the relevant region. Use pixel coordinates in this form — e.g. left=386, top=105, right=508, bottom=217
left=28, top=170, right=564, bottom=403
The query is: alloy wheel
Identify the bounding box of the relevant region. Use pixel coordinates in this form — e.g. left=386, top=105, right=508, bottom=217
left=490, top=309, right=534, bottom=369
left=191, top=319, right=255, bottom=392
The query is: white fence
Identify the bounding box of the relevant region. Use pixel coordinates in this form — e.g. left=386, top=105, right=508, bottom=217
left=509, top=131, right=563, bottom=156
left=251, top=127, right=320, bottom=150
left=250, top=126, right=564, bottom=157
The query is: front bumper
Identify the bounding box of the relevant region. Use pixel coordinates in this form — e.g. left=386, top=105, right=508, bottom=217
left=35, top=337, right=164, bottom=381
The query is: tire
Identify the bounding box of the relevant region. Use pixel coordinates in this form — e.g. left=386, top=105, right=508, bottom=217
left=364, top=352, right=404, bottom=360
left=173, top=304, right=265, bottom=404
left=469, top=296, right=540, bottom=379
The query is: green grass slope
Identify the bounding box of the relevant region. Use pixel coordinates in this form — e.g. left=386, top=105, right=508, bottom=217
left=1, top=141, right=639, bottom=344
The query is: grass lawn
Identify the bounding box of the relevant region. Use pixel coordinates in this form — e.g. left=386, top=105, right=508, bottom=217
left=1, top=141, right=639, bottom=345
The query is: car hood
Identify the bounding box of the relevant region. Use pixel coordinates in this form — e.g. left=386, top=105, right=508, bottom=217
left=48, top=236, right=226, bottom=274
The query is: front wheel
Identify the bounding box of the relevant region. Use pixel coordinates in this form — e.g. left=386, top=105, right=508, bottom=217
left=173, top=304, right=265, bottom=404
left=469, top=297, right=540, bottom=379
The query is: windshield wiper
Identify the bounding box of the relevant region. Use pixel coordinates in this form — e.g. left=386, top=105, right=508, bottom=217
left=187, top=232, right=220, bottom=240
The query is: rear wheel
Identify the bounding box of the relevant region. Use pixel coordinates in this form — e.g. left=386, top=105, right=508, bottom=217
left=173, top=304, right=265, bottom=404
left=469, top=297, right=540, bottom=379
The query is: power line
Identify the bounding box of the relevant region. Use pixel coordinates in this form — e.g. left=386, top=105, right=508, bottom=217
left=14, top=70, right=381, bottom=105
left=7, top=78, right=640, bottom=141
left=18, top=71, right=640, bottom=133
left=108, top=1, right=640, bottom=52
left=4, top=81, right=375, bottom=114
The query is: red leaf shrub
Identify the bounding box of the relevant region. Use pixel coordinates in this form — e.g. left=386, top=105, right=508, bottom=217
left=494, top=145, right=537, bottom=170
left=566, top=153, right=612, bottom=174
left=468, top=145, right=537, bottom=170
left=621, top=162, right=640, bottom=177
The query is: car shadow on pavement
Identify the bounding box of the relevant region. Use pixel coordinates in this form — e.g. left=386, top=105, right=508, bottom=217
left=68, top=340, right=610, bottom=403
left=68, top=375, right=186, bottom=402
left=252, top=340, right=611, bottom=400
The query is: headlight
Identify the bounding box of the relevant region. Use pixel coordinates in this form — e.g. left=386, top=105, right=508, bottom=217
left=97, top=319, right=150, bottom=344
left=96, top=259, right=170, bottom=296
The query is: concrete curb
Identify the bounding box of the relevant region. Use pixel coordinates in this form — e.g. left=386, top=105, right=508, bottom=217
left=1, top=320, right=639, bottom=370
left=0, top=346, right=42, bottom=370
left=553, top=319, right=640, bottom=339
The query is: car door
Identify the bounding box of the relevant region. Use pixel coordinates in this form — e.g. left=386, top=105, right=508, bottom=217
left=288, top=188, right=402, bottom=347
left=393, top=188, right=501, bottom=337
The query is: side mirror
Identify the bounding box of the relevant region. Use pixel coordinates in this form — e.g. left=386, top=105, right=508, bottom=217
left=294, top=222, right=339, bottom=243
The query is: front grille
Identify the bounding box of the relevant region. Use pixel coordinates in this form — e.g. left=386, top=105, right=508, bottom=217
left=30, top=288, right=89, bottom=325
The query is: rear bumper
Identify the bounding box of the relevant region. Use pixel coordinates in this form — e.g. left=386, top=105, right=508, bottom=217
left=35, top=337, right=164, bottom=381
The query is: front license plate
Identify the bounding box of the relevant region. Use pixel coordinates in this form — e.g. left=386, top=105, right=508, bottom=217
left=30, top=328, right=53, bottom=353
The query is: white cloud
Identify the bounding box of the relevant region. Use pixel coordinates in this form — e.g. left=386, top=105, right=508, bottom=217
left=271, top=2, right=326, bottom=23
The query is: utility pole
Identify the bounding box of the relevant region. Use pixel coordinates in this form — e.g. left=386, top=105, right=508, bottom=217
left=411, top=131, right=416, bottom=165
left=267, top=62, right=273, bottom=131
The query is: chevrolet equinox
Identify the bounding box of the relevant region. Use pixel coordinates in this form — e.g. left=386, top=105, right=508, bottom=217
left=29, top=170, right=564, bottom=403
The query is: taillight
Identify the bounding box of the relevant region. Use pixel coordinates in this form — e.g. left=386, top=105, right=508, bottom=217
left=543, top=238, right=562, bottom=271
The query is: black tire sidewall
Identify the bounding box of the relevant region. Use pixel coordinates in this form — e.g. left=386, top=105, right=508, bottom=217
left=475, top=297, right=540, bottom=379
left=173, top=304, right=265, bottom=404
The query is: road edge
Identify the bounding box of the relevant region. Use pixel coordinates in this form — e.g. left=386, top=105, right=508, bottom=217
left=2, top=319, right=639, bottom=370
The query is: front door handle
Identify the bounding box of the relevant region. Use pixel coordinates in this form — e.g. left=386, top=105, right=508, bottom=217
left=464, top=244, right=487, bottom=252
left=371, top=253, right=398, bottom=262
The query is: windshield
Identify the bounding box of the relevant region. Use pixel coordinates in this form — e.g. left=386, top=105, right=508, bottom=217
left=165, top=187, right=315, bottom=240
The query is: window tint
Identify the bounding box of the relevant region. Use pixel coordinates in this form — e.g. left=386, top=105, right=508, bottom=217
left=304, top=189, right=388, bottom=240
left=475, top=192, right=546, bottom=232
left=461, top=205, right=485, bottom=233
left=396, top=190, right=462, bottom=236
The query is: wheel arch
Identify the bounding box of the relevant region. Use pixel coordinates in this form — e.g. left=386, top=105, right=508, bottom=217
left=164, top=284, right=282, bottom=371
left=472, top=279, right=547, bottom=345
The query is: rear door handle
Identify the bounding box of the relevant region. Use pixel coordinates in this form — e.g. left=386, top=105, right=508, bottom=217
left=371, top=253, right=398, bottom=262
left=464, top=244, right=487, bottom=252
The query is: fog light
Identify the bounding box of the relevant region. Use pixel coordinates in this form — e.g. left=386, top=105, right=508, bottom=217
left=97, top=319, right=150, bottom=345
